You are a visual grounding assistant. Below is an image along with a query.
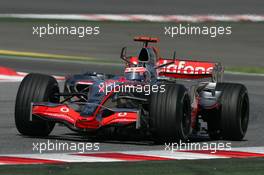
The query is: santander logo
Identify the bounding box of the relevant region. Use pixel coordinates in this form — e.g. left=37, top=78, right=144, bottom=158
left=157, top=59, right=214, bottom=75
left=125, top=67, right=146, bottom=73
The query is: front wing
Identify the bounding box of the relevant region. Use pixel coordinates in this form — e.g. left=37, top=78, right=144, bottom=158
left=31, top=102, right=139, bottom=130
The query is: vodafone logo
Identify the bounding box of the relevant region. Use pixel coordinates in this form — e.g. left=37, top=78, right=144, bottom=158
left=118, top=112, right=127, bottom=117
left=60, top=107, right=69, bottom=113
left=158, top=60, right=214, bottom=75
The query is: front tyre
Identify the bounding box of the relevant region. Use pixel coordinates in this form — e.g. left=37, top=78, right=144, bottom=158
left=15, top=73, right=59, bottom=136
left=150, top=84, right=191, bottom=142
left=218, top=83, right=249, bottom=140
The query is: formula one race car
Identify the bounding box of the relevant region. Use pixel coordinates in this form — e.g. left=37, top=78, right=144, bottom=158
left=15, top=36, right=249, bottom=142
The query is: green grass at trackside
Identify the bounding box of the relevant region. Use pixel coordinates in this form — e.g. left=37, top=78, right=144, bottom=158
left=0, top=158, right=264, bottom=175
left=1, top=51, right=264, bottom=75
left=226, top=67, right=264, bottom=74
left=0, top=54, right=121, bottom=65
left=0, top=53, right=121, bottom=66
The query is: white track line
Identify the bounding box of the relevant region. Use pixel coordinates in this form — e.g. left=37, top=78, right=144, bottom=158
left=120, top=150, right=226, bottom=160
left=225, top=71, right=264, bottom=77
left=3, top=153, right=122, bottom=163
left=0, top=14, right=264, bottom=22
left=0, top=147, right=263, bottom=165
left=232, top=147, right=264, bottom=154
left=0, top=75, right=24, bottom=81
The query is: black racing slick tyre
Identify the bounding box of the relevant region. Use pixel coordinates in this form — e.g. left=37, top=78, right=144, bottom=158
left=15, top=73, right=60, bottom=136
left=218, top=83, right=249, bottom=140
left=208, top=83, right=249, bottom=141
left=150, top=84, right=191, bottom=142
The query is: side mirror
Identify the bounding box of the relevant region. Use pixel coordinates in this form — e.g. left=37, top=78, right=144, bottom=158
left=120, top=47, right=127, bottom=59
left=120, top=47, right=136, bottom=65
left=173, top=50, right=176, bottom=61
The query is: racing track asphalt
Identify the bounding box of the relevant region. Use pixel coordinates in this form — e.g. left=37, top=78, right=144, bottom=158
left=0, top=0, right=264, bottom=14
left=0, top=57, right=264, bottom=154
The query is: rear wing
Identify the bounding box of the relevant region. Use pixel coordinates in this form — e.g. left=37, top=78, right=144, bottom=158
left=157, top=58, right=223, bottom=82
left=134, top=36, right=159, bottom=47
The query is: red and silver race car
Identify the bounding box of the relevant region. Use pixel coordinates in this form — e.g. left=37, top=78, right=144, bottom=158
left=15, top=36, right=249, bottom=142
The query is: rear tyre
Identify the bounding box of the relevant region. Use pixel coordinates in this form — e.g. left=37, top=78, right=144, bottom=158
left=15, top=73, right=60, bottom=136
left=207, top=83, right=249, bottom=140
left=150, top=84, right=191, bottom=142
